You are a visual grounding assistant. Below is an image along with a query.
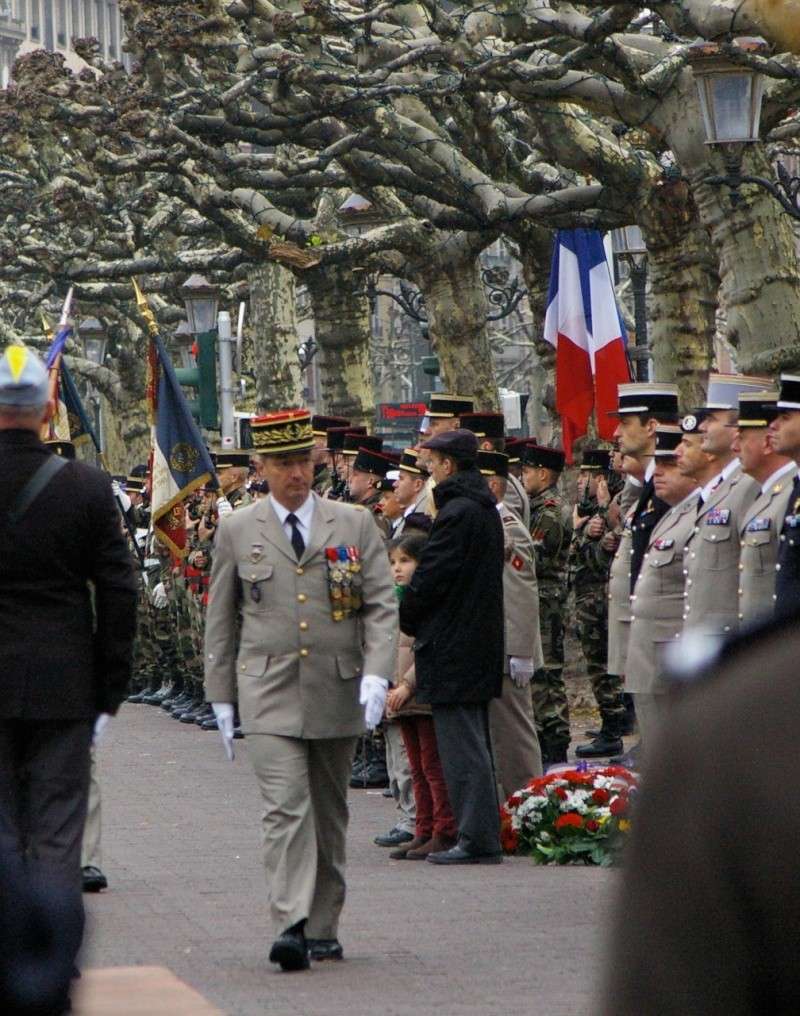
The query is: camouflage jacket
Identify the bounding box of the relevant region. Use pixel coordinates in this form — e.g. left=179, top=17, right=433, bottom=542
left=313, top=464, right=332, bottom=496
left=569, top=497, right=610, bottom=590
left=529, top=485, right=572, bottom=593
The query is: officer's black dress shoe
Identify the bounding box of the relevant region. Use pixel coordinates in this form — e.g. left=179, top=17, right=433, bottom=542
left=374, top=827, right=414, bottom=848
left=269, top=925, right=310, bottom=971
left=426, top=845, right=503, bottom=865
left=82, top=865, right=108, bottom=892
left=307, top=938, right=344, bottom=961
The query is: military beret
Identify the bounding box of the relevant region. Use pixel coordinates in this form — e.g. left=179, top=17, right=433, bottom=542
left=0, top=345, right=49, bottom=407
left=420, top=428, right=478, bottom=461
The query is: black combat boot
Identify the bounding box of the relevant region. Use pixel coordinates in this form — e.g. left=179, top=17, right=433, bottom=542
left=575, top=713, right=623, bottom=758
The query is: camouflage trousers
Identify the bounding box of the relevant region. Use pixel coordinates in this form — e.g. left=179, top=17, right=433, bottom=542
left=131, top=581, right=155, bottom=689
left=174, top=581, right=203, bottom=693
left=575, top=584, right=624, bottom=723
left=531, top=587, right=571, bottom=750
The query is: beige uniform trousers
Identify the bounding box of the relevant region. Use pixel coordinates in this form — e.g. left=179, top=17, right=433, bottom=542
left=246, top=733, right=358, bottom=939
left=489, top=676, right=543, bottom=802
left=80, top=748, right=101, bottom=869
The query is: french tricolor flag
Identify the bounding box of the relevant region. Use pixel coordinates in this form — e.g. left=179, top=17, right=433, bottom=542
left=544, top=229, right=631, bottom=460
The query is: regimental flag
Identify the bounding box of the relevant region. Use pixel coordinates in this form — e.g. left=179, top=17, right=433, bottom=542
left=544, top=229, right=631, bottom=461
left=147, top=331, right=217, bottom=557
left=42, top=323, right=74, bottom=440
left=61, top=360, right=95, bottom=448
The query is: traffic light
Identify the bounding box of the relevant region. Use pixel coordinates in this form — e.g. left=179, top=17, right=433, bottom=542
left=174, top=329, right=219, bottom=429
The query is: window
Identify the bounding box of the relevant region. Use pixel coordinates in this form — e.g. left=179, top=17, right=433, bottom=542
left=57, top=0, right=67, bottom=45
left=29, top=0, right=41, bottom=41
left=107, top=2, right=117, bottom=57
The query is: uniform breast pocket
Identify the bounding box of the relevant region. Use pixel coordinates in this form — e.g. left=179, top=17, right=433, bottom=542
left=700, top=525, right=732, bottom=570
left=237, top=562, right=274, bottom=611
left=744, top=529, right=772, bottom=574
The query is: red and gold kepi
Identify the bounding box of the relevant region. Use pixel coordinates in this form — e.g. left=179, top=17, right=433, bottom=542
left=250, top=409, right=315, bottom=454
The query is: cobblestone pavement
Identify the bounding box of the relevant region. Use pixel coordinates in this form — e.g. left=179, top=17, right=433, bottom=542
left=81, top=704, right=617, bottom=1016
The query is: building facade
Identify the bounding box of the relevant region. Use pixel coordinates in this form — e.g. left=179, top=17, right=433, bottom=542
left=0, top=1, right=127, bottom=87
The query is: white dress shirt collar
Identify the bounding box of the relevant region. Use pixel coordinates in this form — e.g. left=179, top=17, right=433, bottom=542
left=269, top=492, right=315, bottom=541
left=644, top=458, right=655, bottom=483
left=761, top=461, right=797, bottom=496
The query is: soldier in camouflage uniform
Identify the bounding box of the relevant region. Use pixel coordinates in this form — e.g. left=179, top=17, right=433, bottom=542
left=521, top=444, right=572, bottom=764
left=570, top=450, right=626, bottom=759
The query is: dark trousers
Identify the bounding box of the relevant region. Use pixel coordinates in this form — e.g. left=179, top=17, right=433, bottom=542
left=431, top=703, right=501, bottom=856
left=399, top=716, right=457, bottom=842
left=0, top=719, right=93, bottom=981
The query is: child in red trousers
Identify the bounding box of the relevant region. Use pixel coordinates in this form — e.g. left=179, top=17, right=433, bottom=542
left=386, top=534, right=457, bottom=859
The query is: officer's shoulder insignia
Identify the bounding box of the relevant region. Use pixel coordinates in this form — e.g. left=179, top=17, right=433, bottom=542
left=773, top=483, right=785, bottom=494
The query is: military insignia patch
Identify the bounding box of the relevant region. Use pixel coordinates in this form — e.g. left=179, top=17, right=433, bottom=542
left=510, top=554, right=524, bottom=571
left=250, top=543, right=264, bottom=561
left=705, top=509, right=730, bottom=526
left=746, top=517, right=770, bottom=532
left=652, top=538, right=674, bottom=550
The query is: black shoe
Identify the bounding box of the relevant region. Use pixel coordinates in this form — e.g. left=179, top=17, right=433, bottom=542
left=82, top=865, right=108, bottom=893
left=307, top=938, right=344, bottom=961
left=426, top=845, right=502, bottom=866
left=269, top=926, right=310, bottom=971
left=162, top=688, right=188, bottom=711
left=127, top=688, right=149, bottom=703
left=584, top=727, right=601, bottom=739
left=200, top=716, right=219, bottom=731
left=194, top=705, right=214, bottom=725
left=575, top=734, right=624, bottom=759
left=374, top=827, right=414, bottom=848
left=173, top=697, right=202, bottom=720
left=167, top=691, right=193, bottom=715
left=142, top=683, right=169, bottom=705
left=180, top=702, right=207, bottom=724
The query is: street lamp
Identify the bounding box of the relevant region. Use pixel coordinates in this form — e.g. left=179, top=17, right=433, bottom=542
left=688, top=37, right=800, bottom=218
left=180, top=274, right=220, bottom=334
left=79, top=317, right=108, bottom=366
left=611, top=227, right=650, bottom=382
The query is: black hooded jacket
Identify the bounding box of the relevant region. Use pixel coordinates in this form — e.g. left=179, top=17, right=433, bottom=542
left=399, top=468, right=504, bottom=705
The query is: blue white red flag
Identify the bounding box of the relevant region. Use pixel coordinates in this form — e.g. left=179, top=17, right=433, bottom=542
left=543, top=229, right=631, bottom=460
left=147, top=331, right=217, bottom=557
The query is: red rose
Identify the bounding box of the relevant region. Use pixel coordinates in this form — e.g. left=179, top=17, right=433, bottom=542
left=554, top=787, right=567, bottom=800
left=592, top=788, right=609, bottom=805
left=507, top=793, right=522, bottom=809
left=610, top=796, right=628, bottom=816
left=554, top=813, right=583, bottom=830
left=585, top=819, right=599, bottom=833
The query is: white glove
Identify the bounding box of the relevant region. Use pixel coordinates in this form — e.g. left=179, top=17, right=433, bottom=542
left=111, top=480, right=132, bottom=513
left=151, top=581, right=168, bottom=609
left=211, top=702, right=235, bottom=761
left=93, top=713, right=111, bottom=745
left=217, top=496, right=233, bottom=517
left=509, top=656, right=535, bottom=689
left=359, top=674, right=388, bottom=729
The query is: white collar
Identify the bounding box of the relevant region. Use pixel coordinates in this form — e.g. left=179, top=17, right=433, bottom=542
left=644, top=459, right=655, bottom=482
left=495, top=501, right=505, bottom=513
left=761, top=461, right=797, bottom=495
left=269, top=492, right=315, bottom=530
left=700, top=457, right=739, bottom=502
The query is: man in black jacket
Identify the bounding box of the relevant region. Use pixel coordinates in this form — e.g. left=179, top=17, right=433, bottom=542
left=0, top=345, right=138, bottom=997
left=400, top=429, right=504, bottom=865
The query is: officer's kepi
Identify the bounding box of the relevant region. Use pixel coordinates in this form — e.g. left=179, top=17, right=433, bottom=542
left=0, top=345, right=49, bottom=406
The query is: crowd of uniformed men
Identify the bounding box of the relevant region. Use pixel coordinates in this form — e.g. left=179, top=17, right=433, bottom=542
left=117, top=372, right=800, bottom=796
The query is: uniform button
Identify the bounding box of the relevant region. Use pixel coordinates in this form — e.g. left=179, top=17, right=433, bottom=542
left=738, top=613, right=744, bottom=620
left=631, top=614, right=636, bottom=621
left=710, top=534, right=716, bottom=541
left=240, top=663, right=246, bottom=671
left=251, top=573, right=257, bottom=580
left=296, top=567, right=304, bottom=575
left=737, top=588, right=742, bottom=595
left=780, top=534, right=786, bottom=541
left=691, top=553, right=696, bottom=559
left=631, top=595, right=636, bottom=601
left=738, top=563, right=744, bottom=571
left=776, top=563, right=782, bottom=571
left=687, top=579, right=692, bottom=586
left=723, top=625, right=731, bottom=632
left=693, top=527, right=699, bottom=534
left=683, top=591, right=688, bottom=598
left=300, top=648, right=309, bottom=658
left=674, top=633, right=680, bottom=639
left=297, top=593, right=307, bottom=603
left=299, top=621, right=309, bottom=631
left=682, top=569, right=688, bottom=576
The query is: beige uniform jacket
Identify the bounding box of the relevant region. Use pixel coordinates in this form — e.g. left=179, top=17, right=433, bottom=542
left=607, top=500, right=636, bottom=676
left=683, top=465, right=759, bottom=638
left=500, top=508, right=544, bottom=671
left=738, top=470, right=795, bottom=628
left=204, top=494, right=397, bottom=738
left=626, top=494, right=698, bottom=695
left=505, top=473, right=531, bottom=531
left=393, top=488, right=432, bottom=537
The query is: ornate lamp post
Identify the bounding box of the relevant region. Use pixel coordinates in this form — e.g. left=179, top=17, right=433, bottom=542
left=611, top=227, right=650, bottom=382
left=79, top=316, right=108, bottom=367
left=178, top=274, right=220, bottom=430
left=688, top=37, right=800, bottom=218
left=173, top=319, right=195, bottom=370
left=180, top=273, right=220, bottom=335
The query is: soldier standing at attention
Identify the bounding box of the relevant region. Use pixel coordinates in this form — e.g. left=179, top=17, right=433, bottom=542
left=310, top=414, right=350, bottom=496
left=770, top=374, right=800, bottom=618
left=204, top=409, right=396, bottom=971
left=734, top=392, right=795, bottom=627
left=572, top=450, right=626, bottom=760
left=520, top=444, right=571, bottom=765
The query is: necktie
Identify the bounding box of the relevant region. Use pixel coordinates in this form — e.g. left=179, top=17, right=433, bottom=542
left=286, top=512, right=305, bottom=560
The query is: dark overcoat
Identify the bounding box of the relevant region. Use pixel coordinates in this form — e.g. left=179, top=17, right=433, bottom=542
left=399, top=468, right=504, bottom=705
left=0, top=429, right=138, bottom=718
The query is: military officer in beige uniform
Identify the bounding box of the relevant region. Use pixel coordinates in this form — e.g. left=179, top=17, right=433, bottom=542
left=679, top=377, right=764, bottom=641
left=626, top=427, right=698, bottom=749
left=478, top=451, right=543, bottom=798
left=735, top=392, right=795, bottom=627
left=204, top=409, right=396, bottom=971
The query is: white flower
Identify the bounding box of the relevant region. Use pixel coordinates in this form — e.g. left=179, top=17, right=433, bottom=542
left=562, top=789, right=591, bottom=814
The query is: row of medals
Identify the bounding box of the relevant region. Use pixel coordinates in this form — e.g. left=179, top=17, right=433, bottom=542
left=328, top=557, right=364, bottom=621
